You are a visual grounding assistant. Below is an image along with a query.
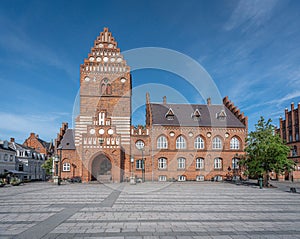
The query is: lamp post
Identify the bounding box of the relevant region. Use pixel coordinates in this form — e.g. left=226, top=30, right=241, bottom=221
left=53, top=155, right=60, bottom=185
left=141, top=149, right=145, bottom=182
left=135, top=140, right=145, bottom=183
left=130, top=157, right=136, bottom=185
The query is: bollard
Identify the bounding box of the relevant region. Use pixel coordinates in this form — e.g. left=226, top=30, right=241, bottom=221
left=258, top=177, right=263, bottom=189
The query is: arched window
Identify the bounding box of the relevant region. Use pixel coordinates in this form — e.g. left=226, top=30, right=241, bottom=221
left=101, top=78, right=112, bottom=95
left=177, top=157, right=186, bottom=169
left=63, top=163, right=71, bottom=172
left=230, top=137, right=240, bottom=149
left=212, top=136, right=222, bottom=149
left=196, top=158, right=204, bottom=169
left=176, top=135, right=186, bottom=149
left=194, top=136, right=204, bottom=149
left=157, top=135, right=168, bottom=149
left=106, top=84, right=112, bottom=95
left=214, top=158, right=222, bottom=169
left=158, top=158, right=167, bottom=169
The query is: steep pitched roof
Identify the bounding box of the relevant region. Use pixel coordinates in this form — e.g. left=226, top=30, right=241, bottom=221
left=59, top=129, right=76, bottom=150
left=37, top=138, right=51, bottom=150
left=150, top=103, right=245, bottom=128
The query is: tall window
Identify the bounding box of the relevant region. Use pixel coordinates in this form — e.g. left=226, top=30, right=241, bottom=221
left=136, top=159, right=143, bottom=169
left=101, top=78, right=112, bottom=95
left=99, top=112, right=105, bottom=125
left=176, top=136, right=186, bottom=149
left=214, top=158, right=222, bottom=169
left=230, top=137, right=240, bottom=149
left=232, top=158, right=239, bottom=169
left=194, top=136, right=204, bottom=149
left=212, top=137, right=222, bottom=149
left=157, top=135, right=168, bottom=149
left=177, top=157, right=186, bottom=169
left=158, top=158, right=167, bottom=169
left=196, top=158, right=204, bottom=169
left=63, top=163, right=71, bottom=172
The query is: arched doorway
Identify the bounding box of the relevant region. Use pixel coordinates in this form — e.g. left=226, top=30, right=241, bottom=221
left=91, top=154, right=112, bottom=182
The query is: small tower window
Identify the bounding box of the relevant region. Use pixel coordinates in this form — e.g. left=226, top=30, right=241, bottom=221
left=101, top=78, right=112, bottom=95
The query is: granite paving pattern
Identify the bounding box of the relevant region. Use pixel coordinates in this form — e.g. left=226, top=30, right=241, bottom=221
left=0, top=181, right=300, bottom=239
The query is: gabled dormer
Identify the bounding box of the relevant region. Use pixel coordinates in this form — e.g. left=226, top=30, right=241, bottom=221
left=192, top=109, right=201, bottom=120
left=165, top=108, right=175, bottom=120
left=216, top=109, right=227, bottom=120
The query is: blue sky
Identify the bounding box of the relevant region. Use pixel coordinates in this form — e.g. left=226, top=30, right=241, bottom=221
left=0, top=0, right=300, bottom=142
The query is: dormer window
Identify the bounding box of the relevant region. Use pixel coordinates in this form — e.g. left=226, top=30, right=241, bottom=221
left=217, top=110, right=227, bottom=120
left=192, top=109, right=201, bottom=120
left=165, top=108, right=174, bottom=120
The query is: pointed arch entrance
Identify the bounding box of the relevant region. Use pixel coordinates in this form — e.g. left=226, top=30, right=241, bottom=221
left=91, top=154, right=112, bottom=182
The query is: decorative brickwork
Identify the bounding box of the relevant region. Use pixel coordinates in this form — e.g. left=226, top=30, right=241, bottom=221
left=57, top=27, right=248, bottom=183
left=278, top=102, right=300, bottom=181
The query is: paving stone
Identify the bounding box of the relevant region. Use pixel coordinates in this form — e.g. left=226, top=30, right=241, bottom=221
left=1, top=182, right=300, bottom=238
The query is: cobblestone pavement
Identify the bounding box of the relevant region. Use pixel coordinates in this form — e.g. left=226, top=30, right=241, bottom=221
left=1, top=181, right=300, bottom=239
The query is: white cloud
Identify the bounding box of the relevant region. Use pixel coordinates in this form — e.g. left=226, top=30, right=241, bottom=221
left=0, top=112, right=69, bottom=142
left=224, top=0, right=279, bottom=31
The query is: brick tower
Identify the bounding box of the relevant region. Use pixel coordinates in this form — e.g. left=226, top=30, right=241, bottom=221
left=75, top=28, right=131, bottom=182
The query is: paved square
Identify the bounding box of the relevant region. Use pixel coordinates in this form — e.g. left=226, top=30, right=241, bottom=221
left=1, top=181, right=300, bottom=239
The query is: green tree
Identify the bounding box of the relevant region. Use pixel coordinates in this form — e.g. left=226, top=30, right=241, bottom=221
left=42, top=157, right=54, bottom=176
left=240, top=117, right=294, bottom=187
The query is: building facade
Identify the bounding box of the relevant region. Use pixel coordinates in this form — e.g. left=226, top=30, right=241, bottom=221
left=0, top=140, right=16, bottom=176
left=56, top=28, right=248, bottom=183
left=9, top=138, right=46, bottom=181
left=279, top=102, right=300, bottom=181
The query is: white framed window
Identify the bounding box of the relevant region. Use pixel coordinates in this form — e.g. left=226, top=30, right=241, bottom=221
left=196, top=175, right=205, bottom=181
left=136, top=159, right=143, bottom=169
left=214, top=158, right=222, bottom=169
left=212, top=137, right=222, bottom=149
left=177, top=157, right=186, bottom=169
left=158, top=175, right=167, bottom=181
left=230, top=137, right=240, bottom=149
left=99, top=112, right=105, bottom=126
left=158, top=158, right=167, bottom=169
left=157, top=135, right=168, bottom=149
left=63, top=163, right=71, bottom=172
left=178, top=175, right=186, bottom=181
left=196, top=158, right=204, bottom=169
left=194, top=136, right=204, bottom=149
left=176, top=136, right=186, bottom=149
left=232, top=158, right=239, bottom=169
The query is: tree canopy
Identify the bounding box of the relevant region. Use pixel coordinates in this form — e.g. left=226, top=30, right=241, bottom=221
left=41, top=157, right=54, bottom=176
left=240, top=117, right=294, bottom=186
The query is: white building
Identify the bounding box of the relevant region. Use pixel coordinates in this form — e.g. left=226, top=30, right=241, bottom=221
left=0, top=140, right=16, bottom=176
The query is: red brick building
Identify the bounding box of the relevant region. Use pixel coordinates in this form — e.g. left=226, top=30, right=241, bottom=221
left=56, top=28, right=248, bottom=183
left=24, top=133, right=54, bottom=157
left=279, top=102, right=300, bottom=181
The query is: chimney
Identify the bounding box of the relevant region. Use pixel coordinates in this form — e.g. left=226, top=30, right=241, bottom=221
left=163, top=96, right=167, bottom=105
left=30, top=132, right=35, bottom=137
left=36, top=134, right=39, bottom=138
left=10, top=138, right=15, bottom=143
left=291, top=102, right=294, bottom=111
left=207, top=97, right=211, bottom=106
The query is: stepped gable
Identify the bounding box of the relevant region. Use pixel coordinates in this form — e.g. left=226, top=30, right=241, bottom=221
left=55, top=122, right=68, bottom=149
left=223, top=96, right=248, bottom=127
left=80, top=27, right=130, bottom=75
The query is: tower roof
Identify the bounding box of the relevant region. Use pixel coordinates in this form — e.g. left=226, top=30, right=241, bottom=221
left=81, top=27, right=130, bottom=74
